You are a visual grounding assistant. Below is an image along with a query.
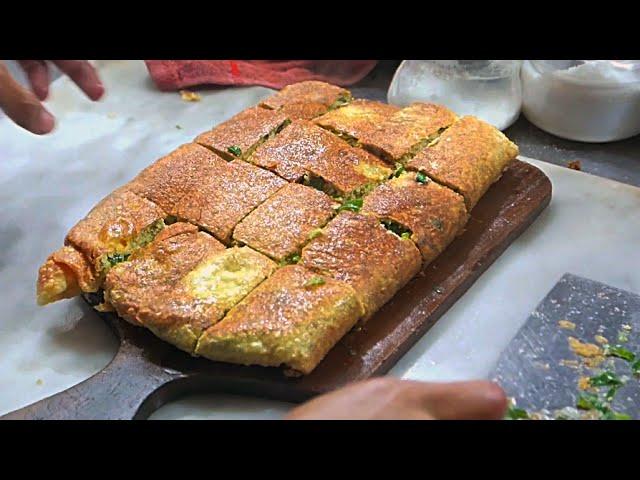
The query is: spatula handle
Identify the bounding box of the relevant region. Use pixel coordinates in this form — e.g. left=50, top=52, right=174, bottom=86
left=0, top=344, right=181, bottom=420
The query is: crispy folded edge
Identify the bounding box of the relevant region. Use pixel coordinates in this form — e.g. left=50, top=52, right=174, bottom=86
left=37, top=246, right=100, bottom=306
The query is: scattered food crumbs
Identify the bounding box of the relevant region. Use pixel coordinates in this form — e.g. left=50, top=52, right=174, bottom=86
left=585, top=356, right=606, bottom=368
left=568, top=336, right=603, bottom=358
left=559, top=359, right=580, bottom=369
left=180, top=90, right=201, bottom=102
left=558, top=319, right=576, bottom=330
left=618, top=330, right=630, bottom=343
left=567, top=160, right=582, bottom=171
left=578, top=376, right=592, bottom=390
left=621, top=324, right=632, bottom=332
left=594, top=335, right=609, bottom=345
left=176, top=125, right=183, bottom=130
left=36, top=379, right=43, bottom=385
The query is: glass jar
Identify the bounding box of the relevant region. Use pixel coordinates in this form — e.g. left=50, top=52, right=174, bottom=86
left=521, top=60, right=640, bottom=143
left=387, top=60, right=522, bottom=131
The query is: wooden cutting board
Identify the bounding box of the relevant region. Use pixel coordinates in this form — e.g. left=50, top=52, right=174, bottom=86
left=1, top=160, right=551, bottom=420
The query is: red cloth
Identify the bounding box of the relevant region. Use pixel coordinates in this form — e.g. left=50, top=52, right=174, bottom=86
left=145, top=60, right=378, bottom=91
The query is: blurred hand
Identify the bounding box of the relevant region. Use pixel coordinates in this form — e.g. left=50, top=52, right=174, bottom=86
left=285, top=377, right=508, bottom=420
left=0, top=60, right=104, bottom=135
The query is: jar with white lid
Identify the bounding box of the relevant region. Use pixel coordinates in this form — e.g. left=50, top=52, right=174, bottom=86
left=521, top=60, right=640, bottom=143
left=387, top=60, right=522, bottom=131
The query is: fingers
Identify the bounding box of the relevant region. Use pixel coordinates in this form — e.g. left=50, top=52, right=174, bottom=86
left=18, top=60, right=50, bottom=100
left=409, top=380, right=508, bottom=420
left=52, top=61, right=104, bottom=101
left=0, top=61, right=55, bottom=134
left=284, top=378, right=508, bottom=420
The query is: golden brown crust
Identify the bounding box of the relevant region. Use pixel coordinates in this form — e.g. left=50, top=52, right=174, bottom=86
left=174, top=160, right=287, bottom=244
left=195, top=265, right=364, bottom=374
left=362, top=173, right=468, bottom=263
left=145, top=246, right=276, bottom=352
left=248, top=120, right=391, bottom=196
left=280, top=102, right=329, bottom=120
left=360, top=103, right=458, bottom=163
left=247, top=120, right=344, bottom=182
left=129, top=143, right=228, bottom=213
left=37, top=246, right=100, bottom=305
left=260, top=81, right=351, bottom=110
left=314, top=99, right=400, bottom=143
left=105, top=223, right=225, bottom=327
left=232, top=184, right=338, bottom=262
left=105, top=225, right=277, bottom=353
left=408, top=116, right=519, bottom=210
left=65, top=189, right=166, bottom=273
left=304, top=143, right=391, bottom=197
left=195, top=106, right=289, bottom=160
left=300, top=212, right=422, bottom=319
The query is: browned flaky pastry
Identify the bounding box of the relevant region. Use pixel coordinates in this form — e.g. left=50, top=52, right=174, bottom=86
left=248, top=120, right=391, bottom=197
left=129, top=143, right=228, bottom=213
left=232, top=183, right=338, bottom=262
left=195, top=265, right=364, bottom=374
left=37, top=245, right=100, bottom=306
left=302, top=142, right=391, bottom=198
left=195, top=106, right=289, bottom=161
left=361, top=172, right=468, bottom=263
left=104, top=223, right=224, bottom=326
left=65, top=188, right=167, bottom=276
left=408, top=116, right=519, bottom=210
left=359, top=103, right=458, bottom=164
left=247, top=119, right=340, bottom=182
left=105, top=223, right=276, bottom=353
left=279, top=102, right=329, bottom=120
left=314, top=99, right=400, bottom=146
left=300, top=212, right=422, bottom=319
left=174, top=160, right=287, bottom=244
left=260, top=81, right=351, bottom=111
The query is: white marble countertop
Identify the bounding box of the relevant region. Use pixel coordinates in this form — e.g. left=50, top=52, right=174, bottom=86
left=1, top=60, right=639, bottom=419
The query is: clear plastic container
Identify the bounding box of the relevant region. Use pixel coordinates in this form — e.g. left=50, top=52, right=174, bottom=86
left=387, top=60, right=522, bottom=131
left=521, top=60, right=640, bottom=143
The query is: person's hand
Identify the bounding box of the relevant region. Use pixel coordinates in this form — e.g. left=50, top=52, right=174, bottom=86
left=284, top=377, right=508, bottom=420
left=0, top=60, right=104, bottom=135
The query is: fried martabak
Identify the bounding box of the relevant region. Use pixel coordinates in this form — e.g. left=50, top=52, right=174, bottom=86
left=105, top=223, right=276, bottom=353
left=195, top=265, right=364, bottom=374
left=408, top=115, right=519, bottom=210
left=300, top=211, right=421, bottom=319
left=195, top=106, right=289, bottom=161
left=232, top=183, right=338, bottom=263
left=361, top=172, right=468, bottom=263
